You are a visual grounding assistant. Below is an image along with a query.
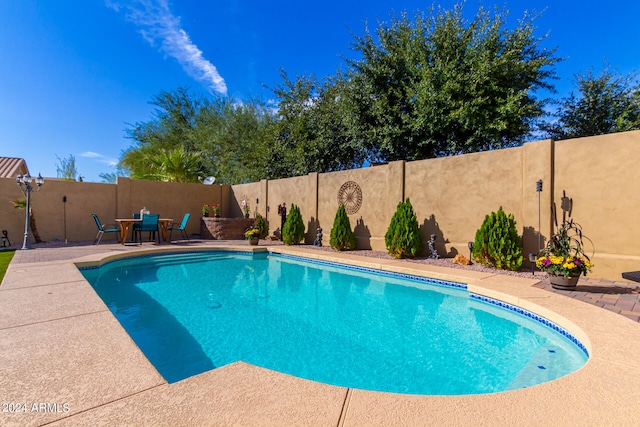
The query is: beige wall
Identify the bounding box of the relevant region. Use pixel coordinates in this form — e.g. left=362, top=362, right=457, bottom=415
left=405, top=146, right=524, bottom=257
left=228, top=130, right=640, bottom=281
left=553, top=130, right=640, bottom=280
left=0, top=177, right=229, bottom=244
left=3, top=130, right=639, bottom=281
left=317, top=162, right=404, bottom=250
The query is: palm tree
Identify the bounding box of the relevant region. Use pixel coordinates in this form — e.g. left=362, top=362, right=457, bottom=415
left=12, top=198, right=42, bottom=243
left=124, top=147, right=205, bottom=183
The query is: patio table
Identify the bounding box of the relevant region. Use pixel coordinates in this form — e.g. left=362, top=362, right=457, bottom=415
left=115, top=218, right=174, bottom=245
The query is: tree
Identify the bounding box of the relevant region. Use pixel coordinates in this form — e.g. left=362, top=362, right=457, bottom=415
left=329, top=204, right=357, bottom=251
left=121, top=88, right=277, bottom=184
left=55, top=154, right=78, bottom=181
left=385, top=199, right=423, bottom=258
left=472, top=206, right=523, bottom=271
left=269, top=71, right=367, bottom=176
left=196, top=96, right=277, bottom=184
left=120, top=87, right=214, bottom=181
left=99, top=165, right=129, bottom=183
left=282, top=203, right=305, bottom=245
left=344, top=3, right=559, bottom=162
left=12, top=198, right=42, bottom=243
left=541, top=66, right=640, bottom=140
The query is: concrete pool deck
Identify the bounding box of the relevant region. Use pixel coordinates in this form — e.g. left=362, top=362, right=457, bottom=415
left=1, top=241, right=640, bottom=426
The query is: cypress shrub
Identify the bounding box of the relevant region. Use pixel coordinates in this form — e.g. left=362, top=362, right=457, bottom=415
left=282, top=203, right=305, bottom=245
left=254, top=213, right=269, bottom=239
left=472, top=206, right=523, bottom=271
left=329, top=205, right=357, bottom=251
left=385, top=198, right=423, bottom=258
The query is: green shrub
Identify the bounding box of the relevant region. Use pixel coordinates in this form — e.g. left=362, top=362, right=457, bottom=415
left=329, top=205, right=357, bottom=251
left=385, top=198, right=423, bottom=258
left=472, top=206, right=523, bottom=271
left=282, top=203, right=305, bottom=245
left=254, top=213, right=269, bottom=239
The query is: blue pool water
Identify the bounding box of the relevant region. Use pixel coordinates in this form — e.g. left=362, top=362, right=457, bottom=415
left=81, top=251, right=588, bottom=395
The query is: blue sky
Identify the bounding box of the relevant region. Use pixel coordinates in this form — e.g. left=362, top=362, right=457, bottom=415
left=1, top=0, right=638, bottom=182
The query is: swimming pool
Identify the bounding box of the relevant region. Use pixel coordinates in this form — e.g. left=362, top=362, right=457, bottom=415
left=80, top=250, right=588, bottom=395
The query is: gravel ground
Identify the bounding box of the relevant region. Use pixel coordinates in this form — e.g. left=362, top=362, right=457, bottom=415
left=299, top=244, right=547, bottom=280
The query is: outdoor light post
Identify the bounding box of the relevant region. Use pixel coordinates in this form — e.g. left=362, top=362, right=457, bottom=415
left=536, top=179, right=543, bottom=253
left=16, top=173, right=44, bottom=250
left=468, top=242, right=474, bottom=263
left=529, top=253, right=537, bottom=276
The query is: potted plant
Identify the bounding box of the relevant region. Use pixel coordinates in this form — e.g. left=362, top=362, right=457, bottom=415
left=212, top=203, right=220, bottom=218
left=536, top=196, right=594, bottom=290
left=244, top=227, right=260, bottom=245
left=202, top=204, right=209, bottom=217
left=241, top=200, right=250, bottom=218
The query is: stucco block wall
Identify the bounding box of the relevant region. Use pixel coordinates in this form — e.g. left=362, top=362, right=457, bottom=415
left=405, top=147, right=524, bottom=257
left=317, top=162, right=403, bottom=250
left=229, top=130, right=640, bottom=281
left=262, top=174, right=317, bottom=243
left=3, top=130, right=639, bottom=281
left=0, top=177, right=228, bottom=244
left=553, top=130, right=640, bottom=279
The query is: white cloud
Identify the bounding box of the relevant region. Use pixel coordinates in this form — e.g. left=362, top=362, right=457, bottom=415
left=80, top=151, right=118, bottom=166
left=107, top=0, right=227, bottom=95
left=80, top=151, right=102, bottom=158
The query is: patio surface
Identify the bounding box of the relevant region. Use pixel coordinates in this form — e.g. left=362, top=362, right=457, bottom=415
left=1, top=240, right=640, bottom=426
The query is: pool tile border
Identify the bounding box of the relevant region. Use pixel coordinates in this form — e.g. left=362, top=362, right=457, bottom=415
left=273, top=252, right=468, bottom=289
left=470, top=293, right=590, bottom=357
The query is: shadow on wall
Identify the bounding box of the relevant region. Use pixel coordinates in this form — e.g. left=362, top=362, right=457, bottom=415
left=421, top=214, right=457, bottom=258
left=307, top=216, right=320, bottom=245
left=522, top=226, right=547, bottom=264
left=354, top=217, right=372, bottom=249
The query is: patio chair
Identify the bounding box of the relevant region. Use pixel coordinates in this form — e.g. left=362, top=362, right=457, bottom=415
left=92, top=214, right=119, bottom=245
left=168, top=213, right=191, bottom=241
left=134, top=214, right=159, bottom=244
left=1, top=230, right=11, bottom=247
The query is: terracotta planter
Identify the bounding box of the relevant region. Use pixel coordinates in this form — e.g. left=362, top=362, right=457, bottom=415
left=548, top=272, right=580, bottom=290
left=249, top=237, right=259, bottom=246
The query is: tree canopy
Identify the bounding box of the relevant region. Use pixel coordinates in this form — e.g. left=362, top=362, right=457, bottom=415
left=541, top=66, right=640, bottom=140
left=118, top=2, right=568, bottom=183
left=344, top=4, right=559, bottom=161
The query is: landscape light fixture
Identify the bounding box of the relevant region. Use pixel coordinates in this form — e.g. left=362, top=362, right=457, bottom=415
left=536, top=179, right=543, bottom=253
left=16, top=173, right=44, bottom=250
left=528, top=253, right=537, bottom=276
left=468, top=241, right=474, bottom=262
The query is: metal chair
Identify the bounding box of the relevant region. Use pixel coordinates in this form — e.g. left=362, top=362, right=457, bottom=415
left=92, top=214, right=119, bottom=245
left=168, top=213, right=190, bottom=241
left=134, top=214, right=159, bottom=244
left=1, top=230, right=11, bottom=247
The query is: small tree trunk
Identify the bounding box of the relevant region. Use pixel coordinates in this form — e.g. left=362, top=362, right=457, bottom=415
left=29, top=208, right=42, bottom=243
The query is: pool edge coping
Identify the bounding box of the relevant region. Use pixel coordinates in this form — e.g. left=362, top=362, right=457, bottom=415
left=3, top=243, right=640, bottom=425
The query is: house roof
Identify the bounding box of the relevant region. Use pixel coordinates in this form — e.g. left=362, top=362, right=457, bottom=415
left=0, top=157, right=29, bottom=178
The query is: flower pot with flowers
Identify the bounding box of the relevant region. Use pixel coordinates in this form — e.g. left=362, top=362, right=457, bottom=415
left=536, top=194, right=594, bottom=290
left=202, top=204, right=210, bottom=217
left=212, top=203, right=220, bottom=218
left=244, top=227, right=260, bottom=245
left=241, top=200, right=250, bottom=218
